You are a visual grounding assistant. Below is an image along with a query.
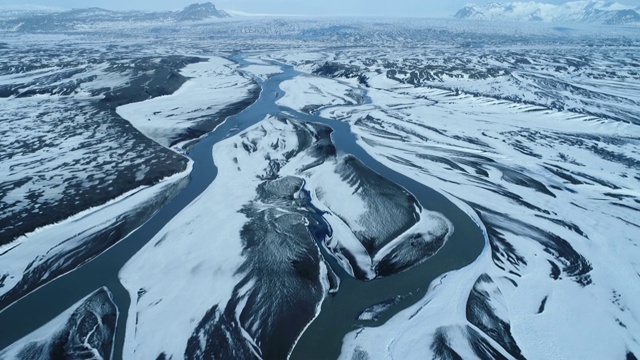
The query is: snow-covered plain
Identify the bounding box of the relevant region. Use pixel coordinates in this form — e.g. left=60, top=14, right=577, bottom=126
left=1, top=16, right=640, bottom=360
left=0, top=47, right=189, bottom=243
left=0, top=40, right=260, bottom=314
left=277, top=75, right=364, bottom=114
left=117, top=56, right=258, bottom=149
left=0, top=41, right=205, bottom=310
left=0, top=164, right=189, bottom=308
left=270, top=48, right=640, bottom=359
left=271, top=46, right=640, bottom=125
left=240, top=64, right=284, bottom=81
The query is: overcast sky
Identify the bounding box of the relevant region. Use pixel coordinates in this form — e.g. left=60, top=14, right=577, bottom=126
left=2, top=0, right=640, bottom=17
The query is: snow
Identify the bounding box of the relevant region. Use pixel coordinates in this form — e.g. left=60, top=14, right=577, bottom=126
left=348, top=85, right=640, bottom=359
left=119, top=106, right=457, bottom=356
left=357, top=297, right=401, bottom=321
left=241, top=64, right=283, bottom=81
left=457, top=0, right=640, bottom=24
left=510, top=277, right=630, bottom=359
left=119, top=117, right=308, bottom=359
left=277, top=75, right=362, bottom=112
left=2, top=17, right=640, bottom=360
left=264, top=53, right=640, bottom=358
left=0, top=287, right=116, bottom=360
left=0, top=39, right=206, bottom=309
left=276, top=73, right=455, bottom=278
left=116, top=56, right=255, bottom=149
left=0, top=40, right=192, bottom=245
left=0, top=163, right=190, bottom=302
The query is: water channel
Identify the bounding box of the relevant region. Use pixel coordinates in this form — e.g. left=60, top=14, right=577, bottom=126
left=0, top=55, right=485, bottom=360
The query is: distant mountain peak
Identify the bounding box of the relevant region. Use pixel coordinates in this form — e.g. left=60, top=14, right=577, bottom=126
left=455, top=1, right=640, bottom=25
left=176, top=2, right=229, bottom=21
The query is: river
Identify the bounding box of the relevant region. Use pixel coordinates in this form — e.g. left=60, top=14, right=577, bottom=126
left=0, top=55, right=484, bottom=360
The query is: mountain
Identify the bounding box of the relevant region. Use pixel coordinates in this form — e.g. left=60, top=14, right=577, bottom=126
left=455, top=1, right=640, bottom=25
left=176, top=2, right=229, bottom=21
left=0, top=5, right=63, bottom=20
left=0, top=2, right=230, bottom=32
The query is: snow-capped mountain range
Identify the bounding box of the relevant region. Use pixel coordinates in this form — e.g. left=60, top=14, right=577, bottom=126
left=455, top=1, right=640, bottom=25
left=0, top=2, right=229, bottom=32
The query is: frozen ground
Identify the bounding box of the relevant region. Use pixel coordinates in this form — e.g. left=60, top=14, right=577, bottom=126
left=241, top=64, right=284, bottom=81
left=0, top=165, right=188, bottom=309
left=270, top=45, right=640, bottom=359
left=0, top=40, right=198, bottom=309
left=1, top=17, right=639, bottom=360
left=277, top=75, right=364, bottom=114
left=0, top=288, right=117, bottom=360
left=118, top=117, right=329, bottom=359
left=119, top=113, right=450, bottom=359
left=0, top=39, right=259, bottom=312
left=117, top=56, right=259, bottom=150
left=0, top=40, right=195, bottom=244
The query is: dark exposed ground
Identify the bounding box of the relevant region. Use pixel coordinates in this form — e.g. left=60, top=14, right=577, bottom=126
left=185, top=121, right=329, bottom=360
left=1, top=288, right=117, bottom=360
left=0, top=53, right=203, bottom=244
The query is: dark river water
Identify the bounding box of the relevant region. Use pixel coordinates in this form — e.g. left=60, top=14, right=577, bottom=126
left=0, top=55, right=484, bottom=360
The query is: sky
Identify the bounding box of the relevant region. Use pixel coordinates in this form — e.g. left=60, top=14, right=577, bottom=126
left=2, top=0, right=640, bottom=17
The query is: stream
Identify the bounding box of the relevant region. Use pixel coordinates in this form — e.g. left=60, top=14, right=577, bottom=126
left=0, top=55, right=484, bottom=360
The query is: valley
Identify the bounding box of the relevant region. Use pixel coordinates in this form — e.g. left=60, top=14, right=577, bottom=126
left=0, top=7, right=639, bottom=360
